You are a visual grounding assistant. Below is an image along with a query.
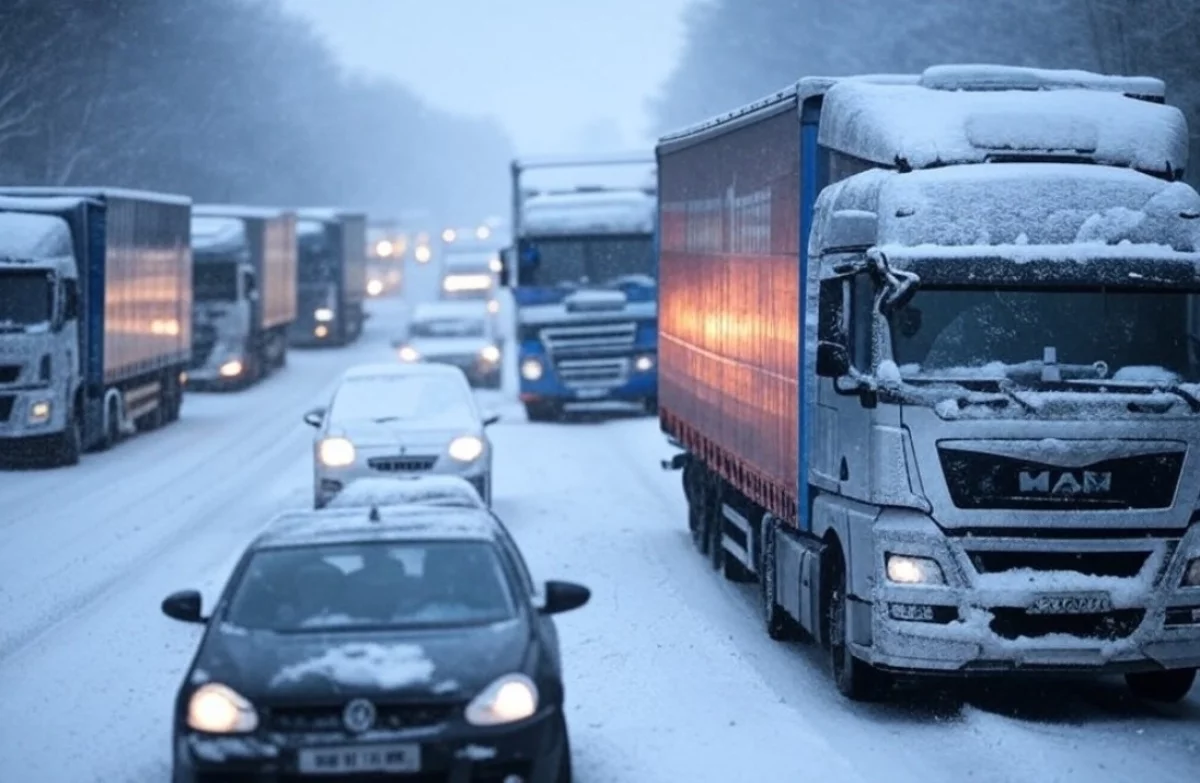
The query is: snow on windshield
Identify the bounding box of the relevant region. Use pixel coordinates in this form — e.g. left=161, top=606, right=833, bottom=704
left=331, top=373, right=474, bottom=422
left=819, top=81, right=1188, bottom=174
left=225, top=541, right=515, bottom=635
left=0, top=212, right=73, bottom=259
left=874, top=164, right=1200, bottom=253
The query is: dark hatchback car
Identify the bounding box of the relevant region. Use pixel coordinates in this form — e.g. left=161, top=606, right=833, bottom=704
left=162, top=504, right=590, bottom=782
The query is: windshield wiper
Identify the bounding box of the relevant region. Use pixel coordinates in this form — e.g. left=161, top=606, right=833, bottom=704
left=996, top=381, right=1037, bottom=413
left=1061, top=378, right=1200, bottom=412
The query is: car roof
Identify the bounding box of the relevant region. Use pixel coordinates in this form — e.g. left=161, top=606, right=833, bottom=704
left=340, top=362, right=464, bottom=381
left=253, top=504, right=501, bottom=550
left=326, top=476, right=485, bottom=510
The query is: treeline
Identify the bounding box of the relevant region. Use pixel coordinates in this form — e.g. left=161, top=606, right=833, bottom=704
left=653, top=0, right=1200, bottom=183
left=0, top=0, right=512, bottom=220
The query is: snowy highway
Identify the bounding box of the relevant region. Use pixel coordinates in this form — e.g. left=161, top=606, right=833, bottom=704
left=0, top=299, right=1197, bottom=783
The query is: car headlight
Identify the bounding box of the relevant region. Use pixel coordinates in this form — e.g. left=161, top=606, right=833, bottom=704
left=448, top=435, right=484, bottom=462
left=187, top=683, right=259, bottom=734
left=318, top=437, right=356, bottom=467
left=480, top=345, right=501, bottom=363
left=885, top=554, right=945, bottom=585
left=464, top=674, right=538, bottom=726
left=28, top=400, right=51, bottom=424
left=314, top=307, right=334, bottom=322
left=398, top=345, right=420, bottom=362
left=520, top=358, right=543, bottom=381
left=1182, top=557, right=1200, bottom=587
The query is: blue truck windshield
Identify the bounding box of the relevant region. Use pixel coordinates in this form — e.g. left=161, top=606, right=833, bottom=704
left=522, top=235, right=653, bottom=287
left=888, top=287, right=1200, bottom=383
left=0, top=270, right=53, bottom=326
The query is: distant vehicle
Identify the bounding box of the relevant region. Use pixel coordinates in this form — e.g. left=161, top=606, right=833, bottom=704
left=189, top=205, right=298, bottom=389
left=396, top=301, right=503, bottom=389
left=304, top=363, right=500, bottom=508
left=0, top=188, right=191, bottom=466
left=161, top=503, right=590, bottom=783
left=291, top=208, right=367, bottom=347
left=324, top=475, right=486, bottom=510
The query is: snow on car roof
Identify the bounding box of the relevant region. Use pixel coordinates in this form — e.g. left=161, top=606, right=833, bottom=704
left=818, top=80, right=1188, bottom=175
left=0, top=211, right=73, bottom=258
left=341, top=361, right=462, bottom=380
left=521, top=190, right=655, bottom=236
left=257, top=505, right=497, bottom=548
left=326, top=476, right=485, bottom=511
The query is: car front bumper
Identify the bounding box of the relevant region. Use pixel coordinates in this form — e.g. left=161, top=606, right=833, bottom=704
left=175, top=707, right=567, bottom=783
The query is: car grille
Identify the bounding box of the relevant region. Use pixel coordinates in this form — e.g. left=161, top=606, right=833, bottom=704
left=938, top=447, right=1184, bottom=510
left=0, top=365, right=19, bottom=384
left=191, top=324, right=217, bottom=369
left=554, top=357, right=629, bottom=389
left=539, top=320, right=636, bottom=358
left=0, top=395, right=13, bottom=422
left=267, top=701, right=459, bottom=733
left=367, top=455, right=438, bottom=472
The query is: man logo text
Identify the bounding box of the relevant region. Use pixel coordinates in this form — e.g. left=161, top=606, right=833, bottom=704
left=1017, top=470, right=1111, bottom=495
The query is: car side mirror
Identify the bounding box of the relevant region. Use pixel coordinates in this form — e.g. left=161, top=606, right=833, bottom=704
left=162, top=589, right=207, bottom=624
left=540, top=580, right=591, bottom=615
left=303, top=406, right=325, bottom=427
left=483, top=413, right=501, bottom=427
left=816, top=341, right=850, bottom=378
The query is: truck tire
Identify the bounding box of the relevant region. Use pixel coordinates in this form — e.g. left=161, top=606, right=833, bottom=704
left=1124, top=668, right=1196, bottom=702
left=760, top=517, right=797, bottom=641
left=54, top=413, right=82, bottom=467
left=98, top=398, right=120, bottom=451
left=706, top=482, right=723, bottom=571
left=827, top=552, right=891, bottom=701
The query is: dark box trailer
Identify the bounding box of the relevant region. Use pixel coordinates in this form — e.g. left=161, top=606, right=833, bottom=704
left=291, top=208, right=367, bottom=346
left=0, top=187, right=191, bottom=462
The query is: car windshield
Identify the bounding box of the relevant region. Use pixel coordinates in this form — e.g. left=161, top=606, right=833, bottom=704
left=409, top=317, right=486, bottom=338
left=330, top=373, right=474, bottom=422
left=0, top=270, right=53, bottom=326
left=224, top=540, right=516, bottom=632
left=887, top=287, right=1200, bottom=385
left=522, top=234, right=654, bottom=287
left=193, top=259, right=239, bottom=301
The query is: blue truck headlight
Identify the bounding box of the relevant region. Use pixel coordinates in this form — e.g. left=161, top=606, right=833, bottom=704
left=634, top=354, right=655, bottom=372
left=885, top=554, right=945, bottom=585
left=520, top=358, right=543, bottom=381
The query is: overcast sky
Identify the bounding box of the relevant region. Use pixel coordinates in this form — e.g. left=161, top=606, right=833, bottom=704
left=281, top=0, right=692, bottom=155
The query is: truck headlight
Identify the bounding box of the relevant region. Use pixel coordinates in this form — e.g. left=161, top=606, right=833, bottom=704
left=187, top=683, right=259, bottom=734
left=448, top=435, right=484, bottom=462
left=366, top=279, right=384, bottom=296
left=885, top=554, right=945, bottom=585
left=634, top=354, right=654, bottom=372
left=314, top=307, right=334, bottom=322
left=480, top=345, right=500, bottom=363
left=218, top=359, right=243, bottom=378
left=487, top=298, right=500, bottom=313
left=520, top=358, right=543, bottom=381
left=464, top=674, right=538, bottom=726
left=398, top=346, right=420, bottom=362
left=28, top=400, right=51, bottom=424
left=1182, top=558, right=1200, bottom=587
left=318, top=437, right=356, bottom=467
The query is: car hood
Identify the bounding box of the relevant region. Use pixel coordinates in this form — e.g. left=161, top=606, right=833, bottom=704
left=408, top=337, right=491, bottom=357
left=195, top=619, right=530, bottom=702
left=329, top=418, right=477, bottom=448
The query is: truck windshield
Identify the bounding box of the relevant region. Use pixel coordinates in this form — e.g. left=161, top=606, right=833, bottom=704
left=0, top=270, right=53, bottom=326
left=887, top=286, right=1200, bottom=384
left=523, top=234, right=654, bottom=287
left=299, top=234, right=337, bottom=284
left=193, top=260, right=239, bottom=302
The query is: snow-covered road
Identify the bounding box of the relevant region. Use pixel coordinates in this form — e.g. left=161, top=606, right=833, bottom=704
left=0, top=298, right=1196, bottom=782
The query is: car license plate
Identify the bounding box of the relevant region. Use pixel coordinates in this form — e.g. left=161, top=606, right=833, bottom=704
left=1027, top=592, right=1113, bottom=615
left=297, top=743, right=421, bottom=774
left=574, top=388, right=608, bottom=400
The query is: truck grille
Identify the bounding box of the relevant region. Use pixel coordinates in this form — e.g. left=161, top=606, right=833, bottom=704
left=967, top=549, right=1152, bottom=578
left=539, top=321, right=636, bottom=357
left=989, top=607, right=1144, bottom=641
left=267, top=701, right=458, bottom=733
left=555, top=357, right=629, bottom=389
left=190, top=324, right=217, bottom=369
left=367, top=455, right=438, bottom=472
left=0, top=395, right=12, bottom=421
left=938, top=447, right=1183, bottom=510
left=0, top=365, right=19, bottom=384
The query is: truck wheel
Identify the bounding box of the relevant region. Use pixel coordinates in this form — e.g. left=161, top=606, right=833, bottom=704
left=706, top=483, right=723, bottom=571
left=54, top=414, right=82, bottom=467
left=643, top=396, right=658, bottom=416
left=827, top=553, right=890, bottom=701
left=760, top=517, right=797, bottom=640
left=98, top=398, right=120, bottom=451
left=1125, top=668, right=1196, bottom=703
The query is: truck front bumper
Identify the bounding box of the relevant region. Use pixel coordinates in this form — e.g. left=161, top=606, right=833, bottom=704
left=516, top=347, right=657, bottom=404
left=851, top=512, right=1200, bottom=674
left=0, top=386, right=66, bottom=441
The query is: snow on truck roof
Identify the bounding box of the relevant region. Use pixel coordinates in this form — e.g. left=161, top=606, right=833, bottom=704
left=193, top=204, right=293, bottom=220
left=0, top=186, right=191, bottom=207
left=191, top=216, right=247, bottom=250
left=521, top=189, right=655, bottom=235
left=296, top=207, right=367, bottom=222
left=818, top=80, right=1187, bottom=176
left=0, top=211, right=73, bottom=258
left=920, top=64, right=1165, bottom=99
left=812, top=163, right=1200, bottom=270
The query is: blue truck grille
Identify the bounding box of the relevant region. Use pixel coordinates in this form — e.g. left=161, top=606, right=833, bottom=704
left=539, top=321, right=636, bottom=357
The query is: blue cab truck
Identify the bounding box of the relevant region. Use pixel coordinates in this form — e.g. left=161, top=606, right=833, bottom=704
left=497, top=154, right=659, bottom=422
left=0, top=188, right=191, bottom=466
left=289, top=208, right=367, bottom=347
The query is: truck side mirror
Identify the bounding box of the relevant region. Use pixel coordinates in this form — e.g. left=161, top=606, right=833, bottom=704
left=816, top=341, right=850, bottom=377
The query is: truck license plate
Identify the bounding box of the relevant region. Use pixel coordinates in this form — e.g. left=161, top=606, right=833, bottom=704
left=297, top=743, right=420, bottom=774
left=1027, top=592, right=1112, bottom=615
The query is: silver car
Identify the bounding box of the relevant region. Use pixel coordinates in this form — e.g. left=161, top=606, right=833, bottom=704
left=395, top=300, right=502, bottom=388
left=304, top=363, right=499, bottom=508
left=324, top=475, right=486, bottom=511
